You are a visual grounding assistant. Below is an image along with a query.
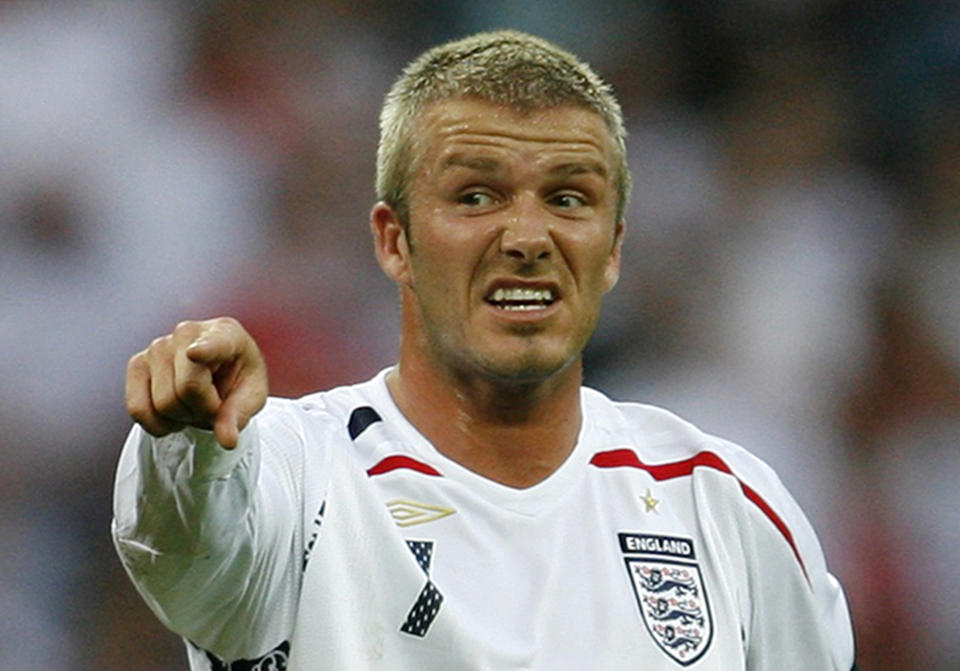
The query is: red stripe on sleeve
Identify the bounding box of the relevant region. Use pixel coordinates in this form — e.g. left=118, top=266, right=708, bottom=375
left=590, top=448, right=806, bottom=577
left=367, top=455, right=443, bottom=478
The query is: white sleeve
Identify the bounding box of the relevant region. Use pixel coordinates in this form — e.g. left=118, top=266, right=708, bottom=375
left=111, top=407, right=306, bottom=662
left=728, top=449, right=857, bottom=671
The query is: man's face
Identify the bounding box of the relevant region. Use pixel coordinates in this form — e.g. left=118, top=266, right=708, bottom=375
left=376, top=98, right=624, bottom=385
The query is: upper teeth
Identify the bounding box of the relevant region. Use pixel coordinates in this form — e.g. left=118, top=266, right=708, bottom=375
left=490, top=287, right=554, bottom=303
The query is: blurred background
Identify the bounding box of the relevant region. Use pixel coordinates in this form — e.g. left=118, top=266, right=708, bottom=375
left=0, top=0, right=957, bottom=668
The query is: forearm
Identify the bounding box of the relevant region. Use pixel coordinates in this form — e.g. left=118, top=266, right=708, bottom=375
left=112, top=423, right=254, bottom=616
left=111, top=419, right=298, bottom=657
left=115, top=423, right=252, bottom=544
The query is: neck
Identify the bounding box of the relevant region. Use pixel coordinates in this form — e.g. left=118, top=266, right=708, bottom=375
left=386, top=355, right=584, bottom=489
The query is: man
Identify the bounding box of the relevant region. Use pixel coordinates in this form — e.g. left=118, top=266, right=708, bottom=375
left=113, top=31, right=858, bottom=670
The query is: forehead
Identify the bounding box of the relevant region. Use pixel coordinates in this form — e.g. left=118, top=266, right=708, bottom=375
left=412, top=98, right=617, bottom=173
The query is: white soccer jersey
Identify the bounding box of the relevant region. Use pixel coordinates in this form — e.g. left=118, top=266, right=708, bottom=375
left=112, top=369, right=857, bottom=670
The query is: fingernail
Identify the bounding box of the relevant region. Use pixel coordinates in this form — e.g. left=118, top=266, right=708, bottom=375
left=188, top=338, right=209, bottom=351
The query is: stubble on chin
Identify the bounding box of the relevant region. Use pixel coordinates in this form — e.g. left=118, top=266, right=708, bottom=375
left=449, top=331, right=583, bottom=391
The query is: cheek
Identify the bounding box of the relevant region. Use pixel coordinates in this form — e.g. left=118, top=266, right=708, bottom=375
left=566, top=233, right=620, bottom=291
left=412, top=218, right=498, bottom=278
left=409, top=243, right=469, bottom=311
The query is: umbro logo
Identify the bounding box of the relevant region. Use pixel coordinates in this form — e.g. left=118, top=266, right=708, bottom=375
left=387, top=498, right=456, bottom=527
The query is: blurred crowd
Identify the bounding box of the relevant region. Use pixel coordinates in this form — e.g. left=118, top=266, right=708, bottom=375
left=0, top=1, right=956, bottom=669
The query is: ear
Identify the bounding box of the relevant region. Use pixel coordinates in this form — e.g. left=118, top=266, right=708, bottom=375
left=371, top=201, right=412, bottom=286
left=602, top=219, right=625, bottom=294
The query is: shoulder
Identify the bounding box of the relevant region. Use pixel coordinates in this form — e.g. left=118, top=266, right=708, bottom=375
left=583, top=387, right=700, bottom=438
left=253, top=372, right=388, bottom=445
left=584, top=386, right=823, bottom=574
left=279, top=370, right=390, bottom=420
left=582, top=386, right=727, bottom=459
left=582, top=386, right=793, bottom=511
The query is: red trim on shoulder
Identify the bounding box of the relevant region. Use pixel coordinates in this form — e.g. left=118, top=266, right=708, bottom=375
left=367, top=455, right=442, bottom=478
left=590, top=448, right=806, bottom=577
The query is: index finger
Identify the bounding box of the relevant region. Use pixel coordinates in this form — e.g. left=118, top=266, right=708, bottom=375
left=173, top=344, right=222, bottom=419
left=183, top=317, right=268, bottom=449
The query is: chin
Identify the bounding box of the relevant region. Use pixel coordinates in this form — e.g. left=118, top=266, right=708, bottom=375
left=426, top=319, right=588, bottom=387
left=472, top=347, right=579, bottom=386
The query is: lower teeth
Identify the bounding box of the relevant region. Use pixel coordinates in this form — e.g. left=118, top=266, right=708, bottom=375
left=500, top=304, right=542, bottom=311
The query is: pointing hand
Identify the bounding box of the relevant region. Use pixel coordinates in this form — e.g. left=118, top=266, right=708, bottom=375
left=125, top=317, right=268, bottom=449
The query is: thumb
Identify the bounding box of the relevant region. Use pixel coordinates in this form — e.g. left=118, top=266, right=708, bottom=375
left=185, top=334, right=239, bottom=368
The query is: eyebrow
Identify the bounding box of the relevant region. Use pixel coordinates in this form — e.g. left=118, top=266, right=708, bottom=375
left=547, top=160, right=608, bottom=180
left=440, top=155, right=608, bottom=179
left=440, top=155, right=502, bottom=172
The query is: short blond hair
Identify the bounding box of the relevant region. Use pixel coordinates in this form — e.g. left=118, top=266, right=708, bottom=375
left=376, top=30, right=630, bottom=226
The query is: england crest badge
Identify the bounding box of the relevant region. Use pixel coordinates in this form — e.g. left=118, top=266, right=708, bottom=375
left=619, top=533, right=713, bottom=665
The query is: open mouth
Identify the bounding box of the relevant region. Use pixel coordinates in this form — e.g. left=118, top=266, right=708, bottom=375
left=485, top=286, right=556, bottom=311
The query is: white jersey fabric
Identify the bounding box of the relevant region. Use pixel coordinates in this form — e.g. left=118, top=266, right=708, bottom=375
left=112, top=369, right=857, bottom=670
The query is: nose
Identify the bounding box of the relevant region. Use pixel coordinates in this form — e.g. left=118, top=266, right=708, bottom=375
left=499, top=199, right=552, bottom=263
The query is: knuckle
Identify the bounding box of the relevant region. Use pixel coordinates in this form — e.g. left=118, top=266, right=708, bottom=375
left=148, top=335, right=172, bottom=355
left=126, top=351, right=147, bottom=373
left=214, top=315, right=243, bottom=338
left=174, top=320, right=203, bottom=343
left=174, top=319, right=200, bottom=335
left=213, top=315, right=243, bottom=333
